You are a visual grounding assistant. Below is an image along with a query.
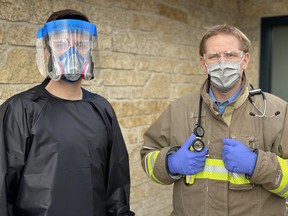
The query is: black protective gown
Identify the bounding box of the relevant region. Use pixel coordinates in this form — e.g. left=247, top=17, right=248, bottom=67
left=0, top=80, right=134, bottom=216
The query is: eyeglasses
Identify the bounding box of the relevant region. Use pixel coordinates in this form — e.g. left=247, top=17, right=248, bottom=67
left=203, top=50, right=245, bottom=64
left=50, top=38, right=92, bottom=53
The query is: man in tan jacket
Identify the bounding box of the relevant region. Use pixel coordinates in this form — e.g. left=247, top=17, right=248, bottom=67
left=140, top=24, right=288, bottom=216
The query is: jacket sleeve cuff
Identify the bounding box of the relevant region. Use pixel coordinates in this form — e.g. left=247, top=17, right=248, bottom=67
left=246, top=149, right=259, bottom=179
left=248, top=149, right=282, bottom=189
left=166, top=147, right=182, bottom=180
left=153, top=147, right=182, bottom=184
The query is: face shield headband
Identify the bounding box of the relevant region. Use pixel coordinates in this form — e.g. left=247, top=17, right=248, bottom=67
left=36, top=19, right=98, bottom=82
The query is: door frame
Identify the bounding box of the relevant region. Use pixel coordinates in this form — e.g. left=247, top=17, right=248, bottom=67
left=259, top=15, right=288, bottom=92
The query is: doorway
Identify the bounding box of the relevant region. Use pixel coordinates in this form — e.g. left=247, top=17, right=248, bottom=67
left=259, top=15, right=288, bottom=102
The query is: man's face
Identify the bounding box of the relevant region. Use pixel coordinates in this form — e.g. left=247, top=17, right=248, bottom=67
left=200, top=33, right=250, bottom=75
left=49, top=31, right=91, bottom=57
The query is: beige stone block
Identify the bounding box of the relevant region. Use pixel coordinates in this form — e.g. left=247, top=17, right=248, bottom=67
left=132, top=14, right=172, bottom=33
left=111, top=100, right=168, bottom=118
left=87, top=7, right=132, bottom=29
left=176, top=61, right=197, bottom=75
left=143, top=74, right=170, bottom=98
left=118, top=114, right=162, bottom=127
left=0, top=48, right=43, bottom=84
left=187, top=0, right=213, bottom=8
left=109, top=0, right=154, bottom=12
left=213, top=0, right=237, bottom=11
left=0, top=84, right=36, bottom=100
left=130, top=181, right=173, bottom=215
left=130, top=160, right=150, bottom=188
left=158, top=42, right=194, bottom=59
left=112, top=30, right=159, bottom=55
left=99, top=52, right=135, bottom=70
left=127, top=145, right=142, bottom=170
left=136, top=56, right=177, bottom=73
left=132, top=87, right=143, bottom=98
left=27, top=0, right=52, bottom=24
left=96, top=23, right=112, bottom=35
left=98, top=34, right=112, bottom=50
left=127, top=128, right=138, bottom=144
left=157, top=0, right=182, bottom=6
left=101, top=69, right=150, bottom=86
left=156, top=3, right=188, bottom=23
left=82, top=0, right=113, bottom=7
left=0, top=0, right=30, bottom=21
left=158, top=24, right=202, bottom=47
left=270, top=2, right=288, bottom=13
left=171, top=75, right=206, bottom=99
left=238, top=1, right=272, bottom=16
left=172, top=73, right=194, bottom=84
left=108, top=87, right=132, bottom=99
left=6, top=24, right=37, bottom=46
left=0, top=24, right=6, bottom=44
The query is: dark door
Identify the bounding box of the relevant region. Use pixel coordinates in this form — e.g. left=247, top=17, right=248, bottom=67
left=259, top=15, right=288, bottom=102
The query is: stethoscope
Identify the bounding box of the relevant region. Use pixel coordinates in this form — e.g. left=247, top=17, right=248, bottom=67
left=190, top=86, right=280, bottom=152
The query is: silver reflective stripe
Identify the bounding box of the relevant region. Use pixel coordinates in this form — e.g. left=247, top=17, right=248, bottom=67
left=203, top=164, right=228, bottom=174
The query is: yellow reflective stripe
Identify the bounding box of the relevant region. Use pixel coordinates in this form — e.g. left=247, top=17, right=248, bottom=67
left=185, top=174, right=195, bottom=184
left=185, top=158, right=251, bottom=185
left=146, top=151, right=162, bottom=184
left=268, top=157, right=288, bottom=197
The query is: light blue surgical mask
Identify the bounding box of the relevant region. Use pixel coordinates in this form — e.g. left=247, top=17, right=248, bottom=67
left=206, top=58, right=244, bottom=93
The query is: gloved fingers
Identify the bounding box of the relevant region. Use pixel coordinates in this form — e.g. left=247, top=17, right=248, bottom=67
left=186, top=147, right=208, bottom=160
left=187, top=161, right=205, bottom=174
left=223, top=158, right=236, bottom=172
left=222, top=144, right=231, bottom=157
left=198, top=147, right=208, bottom=155
left=182, top=133, right=197, bottom=149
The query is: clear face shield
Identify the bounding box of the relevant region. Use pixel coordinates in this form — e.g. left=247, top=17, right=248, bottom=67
left=36, top=19, right=99, bottom=82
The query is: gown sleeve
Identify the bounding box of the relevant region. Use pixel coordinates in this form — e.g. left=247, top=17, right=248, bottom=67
left=89, top=97, right=134, bottom=216
left=0, top=102, right=9, bottom=216
left=0, top=98, right=31, bottom=216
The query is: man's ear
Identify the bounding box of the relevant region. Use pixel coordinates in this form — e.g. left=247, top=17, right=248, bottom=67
left=242, top=52, right=250, bottom=70
left=200, top=56, right=208, bottom=75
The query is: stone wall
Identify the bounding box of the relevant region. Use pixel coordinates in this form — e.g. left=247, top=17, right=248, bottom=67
left=0, top=0, right=287, bottom=215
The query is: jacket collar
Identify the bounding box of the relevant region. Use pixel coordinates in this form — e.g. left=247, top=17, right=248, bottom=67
left=200, top=73, right=250, bottom=125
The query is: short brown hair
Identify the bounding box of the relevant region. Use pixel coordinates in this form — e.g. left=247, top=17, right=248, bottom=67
left=199, top=24, right=251, bottom=56
left=46, top=9, right=89, bottom=23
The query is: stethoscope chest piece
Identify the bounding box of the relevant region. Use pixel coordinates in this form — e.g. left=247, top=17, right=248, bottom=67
left=191, top=138, right=205, bottom=152
left=191, top=124, right=205, bottom=152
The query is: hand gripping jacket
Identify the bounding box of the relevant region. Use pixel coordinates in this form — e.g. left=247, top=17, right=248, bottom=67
left=140, top=76, right=288, bottom=216
left=0, top=79, right=134, bottom=216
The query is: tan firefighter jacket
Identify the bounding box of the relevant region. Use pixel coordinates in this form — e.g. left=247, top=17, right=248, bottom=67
left=140, top=75, right=288, bottom=216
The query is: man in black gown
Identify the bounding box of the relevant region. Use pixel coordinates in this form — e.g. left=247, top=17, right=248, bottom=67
left=0, top=9, right=134, bottom=216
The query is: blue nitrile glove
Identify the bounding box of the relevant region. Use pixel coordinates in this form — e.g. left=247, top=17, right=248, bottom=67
left=167, top=134, right=208, bottom=175
left=222, top=138, right=257, bottom=176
